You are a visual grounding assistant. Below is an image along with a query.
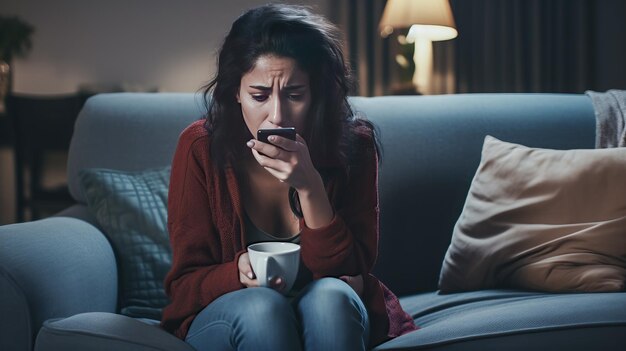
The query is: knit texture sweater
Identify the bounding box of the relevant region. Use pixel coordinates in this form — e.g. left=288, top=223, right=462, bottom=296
left=160, top=120, right=417, bottom=346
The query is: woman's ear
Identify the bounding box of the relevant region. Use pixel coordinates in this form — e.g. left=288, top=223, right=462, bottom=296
left=236, top=91, right=241, bottom=104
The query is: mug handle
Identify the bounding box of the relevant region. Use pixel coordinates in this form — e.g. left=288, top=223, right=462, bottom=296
left=254, top=256, right=282, bottom=289
left=266, top=256, right=279, bottom=289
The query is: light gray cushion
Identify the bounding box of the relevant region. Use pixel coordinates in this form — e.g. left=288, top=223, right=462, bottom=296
left=80, top=166, right=172, bottom=320
left=35, top=312, right=193, bottom=351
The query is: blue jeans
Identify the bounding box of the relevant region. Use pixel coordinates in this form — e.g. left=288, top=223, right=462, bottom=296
left=185, top=277, right=370, bottom=351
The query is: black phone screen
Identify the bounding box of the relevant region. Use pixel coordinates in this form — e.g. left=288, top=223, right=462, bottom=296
left=257, top=128, right=296, bottom=143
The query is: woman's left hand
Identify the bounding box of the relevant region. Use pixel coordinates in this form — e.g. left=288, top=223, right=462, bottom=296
left=247, top=134, right=319, bottom=191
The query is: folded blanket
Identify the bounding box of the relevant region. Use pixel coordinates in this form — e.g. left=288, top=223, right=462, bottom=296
left=585, top=90, right=626, bottom=148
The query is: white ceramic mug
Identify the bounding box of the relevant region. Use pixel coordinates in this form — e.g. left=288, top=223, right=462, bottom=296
left=247, top=242, right=300, bottom=294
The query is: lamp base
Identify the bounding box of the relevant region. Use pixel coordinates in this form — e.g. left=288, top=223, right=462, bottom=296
left=412, top=37, right=433, bottom=95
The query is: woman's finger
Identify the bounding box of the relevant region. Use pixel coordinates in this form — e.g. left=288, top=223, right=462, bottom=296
left=240, top=271, right=260, bottom=287
left=251, top=148, right=289, bottom=174
left=248, top=139, right=284, bottom=159
left=269, top=275, right=286, bottom=291
left=238, top=253, right=254, bottom=277
left=266, top=135, right=299, bottom=152
left=295, top=134, right=307, bottom=145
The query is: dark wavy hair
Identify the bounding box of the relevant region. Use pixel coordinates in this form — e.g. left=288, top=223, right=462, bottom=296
left=202, top=3, right=379, bottom=170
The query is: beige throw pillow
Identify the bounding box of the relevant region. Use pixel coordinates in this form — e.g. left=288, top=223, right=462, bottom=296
left=439, top=136, right=626, bottom=293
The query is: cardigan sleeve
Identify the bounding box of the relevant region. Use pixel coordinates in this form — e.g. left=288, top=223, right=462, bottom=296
left=299, top=129, right=379, bottom=278
left=161, top=123, right=244, bottom=337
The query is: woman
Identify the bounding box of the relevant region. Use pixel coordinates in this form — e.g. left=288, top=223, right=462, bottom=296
left=160, top=4, right=417, bottom=350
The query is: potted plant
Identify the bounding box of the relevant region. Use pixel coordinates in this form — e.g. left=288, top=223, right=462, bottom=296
left=0, top=15, right=35, bottom=110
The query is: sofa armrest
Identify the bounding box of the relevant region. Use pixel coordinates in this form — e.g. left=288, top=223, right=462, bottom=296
left=0, top=217, right=118, bottom=351
left=36, top=312, right=194, bottom=351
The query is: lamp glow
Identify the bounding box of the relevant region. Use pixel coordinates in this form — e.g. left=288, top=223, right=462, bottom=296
left=379, top=0, right=457, bottom=94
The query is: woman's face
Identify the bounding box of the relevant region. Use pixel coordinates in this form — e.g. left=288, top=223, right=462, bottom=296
left=237, top=55, right=311, bottom=139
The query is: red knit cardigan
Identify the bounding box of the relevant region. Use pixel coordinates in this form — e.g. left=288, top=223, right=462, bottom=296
left=160, top=120, right=417, bottom=346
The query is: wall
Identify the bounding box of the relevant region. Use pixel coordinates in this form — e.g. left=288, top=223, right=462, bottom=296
left=0, top=0, right=328, bottom=224
left=1, top=0, right=328, bottom=94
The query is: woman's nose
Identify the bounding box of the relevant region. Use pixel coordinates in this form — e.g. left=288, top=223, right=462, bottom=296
left=271, top=97, right=285, bottom=125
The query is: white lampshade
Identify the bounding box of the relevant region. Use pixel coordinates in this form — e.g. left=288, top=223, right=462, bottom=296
left=379, top=0, right=458, bottom=41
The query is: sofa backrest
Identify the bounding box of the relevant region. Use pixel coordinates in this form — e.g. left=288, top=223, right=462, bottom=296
left=68, top=93, right=204, bottom=203
left=354, top=94, right=595, bottom=295
left=68, top=93, right=596, bottom=296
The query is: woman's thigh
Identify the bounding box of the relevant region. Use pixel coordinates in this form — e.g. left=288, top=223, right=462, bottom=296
left=186, top=287, right=302, bottom=351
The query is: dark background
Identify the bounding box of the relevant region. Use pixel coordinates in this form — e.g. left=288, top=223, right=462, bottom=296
left=450, top=0, right=626, bottom=93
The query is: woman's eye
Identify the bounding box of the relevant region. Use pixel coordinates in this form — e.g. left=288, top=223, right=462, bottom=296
left=288, top=94, right=303, bottom=101
left=251, top=95, right=268, bottom=102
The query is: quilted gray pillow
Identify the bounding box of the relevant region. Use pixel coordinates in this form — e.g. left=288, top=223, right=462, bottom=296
left=80, top=166, right=171, bottom=320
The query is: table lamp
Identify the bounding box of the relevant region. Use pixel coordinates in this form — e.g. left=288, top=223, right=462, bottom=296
left=379, top=0, right=457, bottom=94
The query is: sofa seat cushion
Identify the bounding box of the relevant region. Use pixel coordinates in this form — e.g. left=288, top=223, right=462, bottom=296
left=374, top=290, right=626, bottom=350
left=35, top=312, right=193, bottom=351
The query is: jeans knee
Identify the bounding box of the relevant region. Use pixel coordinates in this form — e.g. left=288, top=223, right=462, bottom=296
left=297, top=277, right=363, bottom=316
left=295, top=278, right=369, bottom=350
left=187, top=288, right=301, bottom=351
left=237, top=288, right=293, bottom=325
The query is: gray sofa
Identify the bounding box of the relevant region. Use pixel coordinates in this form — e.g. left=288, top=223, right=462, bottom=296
left=1, top=93, right=625, bottom=350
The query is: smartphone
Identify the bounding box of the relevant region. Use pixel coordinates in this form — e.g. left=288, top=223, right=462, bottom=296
left=257, top=127, right=296, bottom=143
